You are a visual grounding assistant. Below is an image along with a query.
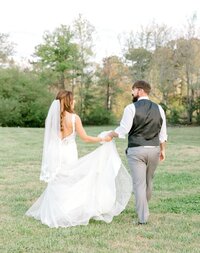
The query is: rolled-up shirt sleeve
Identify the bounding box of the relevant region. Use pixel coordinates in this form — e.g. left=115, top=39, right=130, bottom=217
left=114, top=104, right=135, bottom=138
left=158, top=105, right=168, bottom=143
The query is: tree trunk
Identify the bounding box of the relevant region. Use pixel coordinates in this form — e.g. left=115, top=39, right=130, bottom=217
left=106, top=81, right=111, bottom=111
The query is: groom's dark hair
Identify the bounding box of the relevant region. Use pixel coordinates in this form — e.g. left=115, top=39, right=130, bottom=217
left=132, top=80, right=151, bottom=95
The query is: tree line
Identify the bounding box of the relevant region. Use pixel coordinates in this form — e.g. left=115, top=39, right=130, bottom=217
left=0, top=14, right=200, bottom=127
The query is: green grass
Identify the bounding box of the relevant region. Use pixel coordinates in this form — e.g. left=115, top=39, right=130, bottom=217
left=0, top=126, right=200, bottom=253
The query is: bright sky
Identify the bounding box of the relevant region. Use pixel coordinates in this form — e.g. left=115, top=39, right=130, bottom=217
left=1, top=0, right=200, bottom=63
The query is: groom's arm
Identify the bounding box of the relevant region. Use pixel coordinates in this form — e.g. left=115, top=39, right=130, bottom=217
left=158, top=105, right=167, bottom=162
left=108, top=104, right=135, bottom=139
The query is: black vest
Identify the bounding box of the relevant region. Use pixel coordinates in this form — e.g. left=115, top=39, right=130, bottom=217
left=128, top=99, right=163, bottom=147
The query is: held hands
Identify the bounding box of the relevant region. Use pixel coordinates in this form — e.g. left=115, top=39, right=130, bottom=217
left=102, top=135, right=113, bottom=142
left=98, top=130, right=114, bottom=143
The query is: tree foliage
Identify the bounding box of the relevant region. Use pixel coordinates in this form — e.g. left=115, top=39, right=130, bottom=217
left=72, top=14, right=96, bottom=118
left=123, top=18, right=200, bottom=124
left=33, top=25, right=79, bottom=89
left=0, top=33, right=15, bottom=65
left=1, top=16, right=200, bottom=126
left=0, top=68, right=53, bottom=127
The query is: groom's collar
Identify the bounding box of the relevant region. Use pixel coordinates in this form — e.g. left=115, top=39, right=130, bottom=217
left=138, top=96, right=149, bottom=100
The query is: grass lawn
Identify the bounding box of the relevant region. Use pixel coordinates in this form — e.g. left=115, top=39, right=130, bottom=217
left=0, top=126, right=200, bottom=253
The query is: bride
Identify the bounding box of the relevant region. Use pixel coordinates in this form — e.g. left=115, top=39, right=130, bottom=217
left=25, top=90, right=132, bottom=228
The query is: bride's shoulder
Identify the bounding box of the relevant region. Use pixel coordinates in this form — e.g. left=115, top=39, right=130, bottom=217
left=74, top=114, right=83, bottom=126
left=73, top=113, right=80, bottom=121
left=73, top=113, right=78, bottom=118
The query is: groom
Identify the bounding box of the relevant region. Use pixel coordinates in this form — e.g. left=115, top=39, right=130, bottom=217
left=108, top=80, right=167, bottom=224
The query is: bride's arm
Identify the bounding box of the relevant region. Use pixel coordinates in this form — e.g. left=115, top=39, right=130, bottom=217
left=75, top=115, right=111, bottom=143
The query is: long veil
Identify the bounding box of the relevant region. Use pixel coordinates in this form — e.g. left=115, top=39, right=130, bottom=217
left=40, top=100, right=61, bottom=182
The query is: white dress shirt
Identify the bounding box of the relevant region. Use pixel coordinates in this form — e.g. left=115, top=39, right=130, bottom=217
left=115, top=97, right=167, bottom=143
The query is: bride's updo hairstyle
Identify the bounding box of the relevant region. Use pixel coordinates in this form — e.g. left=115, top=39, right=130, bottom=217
left=56, top=90, right=74, bottom=132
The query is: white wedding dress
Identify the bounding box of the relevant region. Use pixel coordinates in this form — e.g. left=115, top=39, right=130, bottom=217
left=26, top=115, right=132, bottom=228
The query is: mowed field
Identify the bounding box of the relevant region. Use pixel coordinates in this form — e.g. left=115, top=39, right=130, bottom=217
left=0, top=126, right=200, bottom=253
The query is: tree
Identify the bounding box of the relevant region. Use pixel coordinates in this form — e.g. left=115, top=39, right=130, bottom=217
left=33, top=25, right=79, bottom=89
left=173, top=14, right=200, bottom=124
left=125, top=47, right=152, bottom=80
left=176, top=38, right=200, bottom=123
left=72, top=14, right=96, bottom=117
left=0, top=33, right=15, bottom=65
left=123, top=22, right=174, bottom=80
left=97, top=56, right=127, bottom=113
left=150, top=45, right=176, bottom=105
left=0, top=68, right=53, bottom=127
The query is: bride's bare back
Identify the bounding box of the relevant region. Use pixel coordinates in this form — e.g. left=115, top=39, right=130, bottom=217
left=61, top=112, right=74, bottom=139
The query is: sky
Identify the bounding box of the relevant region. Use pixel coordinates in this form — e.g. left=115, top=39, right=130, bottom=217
left=1, top=0, right=200, bottom=64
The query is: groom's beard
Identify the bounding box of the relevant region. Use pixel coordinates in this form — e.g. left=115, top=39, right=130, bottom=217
left=132, top=95, right=138, bottom=103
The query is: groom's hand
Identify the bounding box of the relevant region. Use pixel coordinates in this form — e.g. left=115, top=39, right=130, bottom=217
left=160, top=150, right=165, bottom=161
left=159, top=142, right=166, bottom=161
left=108, top=131, right=118, bottom=138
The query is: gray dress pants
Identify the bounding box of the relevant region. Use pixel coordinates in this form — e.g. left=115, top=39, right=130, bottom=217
left=126, top=146, right=160, bottom=223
